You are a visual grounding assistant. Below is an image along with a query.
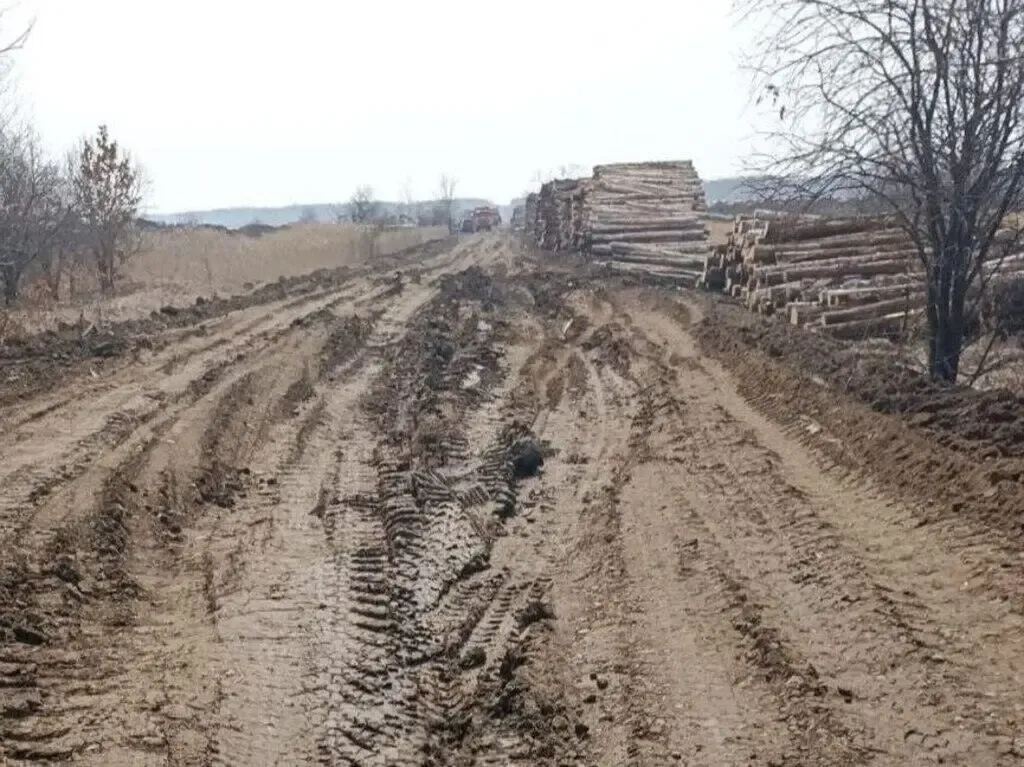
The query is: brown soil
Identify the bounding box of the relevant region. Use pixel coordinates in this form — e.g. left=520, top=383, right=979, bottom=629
left=2, top=232, right=1023, bottom=766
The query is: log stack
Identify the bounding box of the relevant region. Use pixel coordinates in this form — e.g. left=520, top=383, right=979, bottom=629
left=706, top=210, right=1024, bottom=341
left=527, top=160, right=711, bottom=286
left=584, top=161, right=710, bottom=286
left=532, top=178, right=584, bottom=251
left=524, top=193, right=538, bottom=242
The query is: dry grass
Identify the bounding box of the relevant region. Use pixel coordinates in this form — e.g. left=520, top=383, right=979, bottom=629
left=133, top=222, right=446, bottom=296
left=3, top=223, right=446, bottom=332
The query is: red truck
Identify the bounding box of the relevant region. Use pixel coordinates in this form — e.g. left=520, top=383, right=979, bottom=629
left=469, top=206, right=501, bottom=232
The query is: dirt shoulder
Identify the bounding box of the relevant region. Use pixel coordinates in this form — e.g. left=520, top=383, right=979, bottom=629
left=694, top=299, right=1024, bottom=547
left=0, top=238, right=455, bottom=409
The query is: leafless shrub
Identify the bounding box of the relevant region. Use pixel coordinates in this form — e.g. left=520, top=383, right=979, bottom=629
left=349, top=185, right=378, bottom=224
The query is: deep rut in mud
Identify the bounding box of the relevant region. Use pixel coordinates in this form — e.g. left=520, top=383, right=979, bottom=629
left=3, top=235, right=1024, bottom=766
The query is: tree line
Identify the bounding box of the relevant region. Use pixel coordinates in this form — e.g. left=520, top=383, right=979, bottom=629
left=329, top=174, right=461, bottom=231
left=0, top=122, right=143, bottom=306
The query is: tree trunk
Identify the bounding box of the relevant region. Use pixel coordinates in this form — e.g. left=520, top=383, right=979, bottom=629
left=928, top=247, right=965, bottom=383
left=97, top=244, right=116, bottom=293
left=1, top=263, right=18, bottom=306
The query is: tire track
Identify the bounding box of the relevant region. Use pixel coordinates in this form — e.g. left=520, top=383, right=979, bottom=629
left=616, top=295, right=1024, bottom=765
left=0, top=286, right=359, bottom=555
left=0, top=291, right=389, bottom=763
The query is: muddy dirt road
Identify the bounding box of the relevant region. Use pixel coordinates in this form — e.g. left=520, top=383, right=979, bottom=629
left=2, top=234, right=1023, bottom=765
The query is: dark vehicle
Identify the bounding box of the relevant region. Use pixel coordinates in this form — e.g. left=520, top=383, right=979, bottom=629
left=510, top=205, right=525, bottom=230
left=470, top=206, right=501, bottom=232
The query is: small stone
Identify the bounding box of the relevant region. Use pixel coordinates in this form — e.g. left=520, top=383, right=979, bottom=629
left=162, top=703, right=192, bottom=721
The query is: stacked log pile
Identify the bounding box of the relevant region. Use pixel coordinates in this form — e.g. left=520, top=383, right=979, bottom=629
left=528, top=160, right=711, bottom=286
left=707, top=211, right=1024, bottom=340
left=524, top=194, right=538, bottom=241
left=530, top=179, right=584, bottom=251
left=584, top=161, right=709, bottom=285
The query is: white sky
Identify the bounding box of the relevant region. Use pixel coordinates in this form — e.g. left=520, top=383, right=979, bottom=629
left=8, top=0, right=759, bottom=213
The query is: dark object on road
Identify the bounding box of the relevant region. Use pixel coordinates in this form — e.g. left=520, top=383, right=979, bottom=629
left=511, top=439, right=544, bottom=478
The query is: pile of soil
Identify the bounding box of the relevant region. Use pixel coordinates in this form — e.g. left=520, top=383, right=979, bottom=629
left=695, top=303, right=1024, bottom=459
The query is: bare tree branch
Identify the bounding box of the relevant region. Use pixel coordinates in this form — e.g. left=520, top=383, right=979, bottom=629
left=739, top=0, right=1024, bottom=382
left=437, top=174, right=458, bottom=233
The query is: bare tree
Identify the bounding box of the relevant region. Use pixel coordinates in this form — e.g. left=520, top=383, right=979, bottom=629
left=399, top=178, right=417, bottom=223
left=71, top=125, right=144, bottom=293
left=741, top=0, right=1024, bottom=383
left=38, top=177, right=81, bottom=302
left=349, top=185, right=378, bottom=223
left=0, top=8, right=32, bottom=58
left=331, top=204, right=348, bottom=223
left=298, top=205, right=318, bottom=224
left=437, top=173, right=458, bottom=233
left=0, top=127, right=73, bottom=305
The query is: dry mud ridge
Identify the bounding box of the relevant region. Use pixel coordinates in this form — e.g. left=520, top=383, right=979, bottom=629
left=2, top=234, right=1024, bottom=766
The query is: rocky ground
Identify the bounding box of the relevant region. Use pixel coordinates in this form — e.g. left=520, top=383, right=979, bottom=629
left=1, top=233, right=1022, bottom=765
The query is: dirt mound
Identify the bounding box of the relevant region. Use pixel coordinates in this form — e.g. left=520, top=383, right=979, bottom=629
left=696, top=303, right=1024, bottom=459
left=580, top=323, right=632, bottom=377
left=318, top=312, right=375, bottom=376
left=437, top=266, right=496, bottom=302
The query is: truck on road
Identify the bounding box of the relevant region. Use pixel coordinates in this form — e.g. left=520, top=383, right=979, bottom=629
left=469, top=206, right=501, bottom=232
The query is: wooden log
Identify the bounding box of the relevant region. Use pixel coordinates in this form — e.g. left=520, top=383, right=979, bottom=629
left=753, top=250, right=911, bottom=277
left=820, top=310, right=922, bottom=340
left=753, top=230, right=911, bottom=260
left=591, top=229, right=708, bottom=245
left=781, top=259, right=916, bottom=283
left=590, top=224, right=707, bottom=238
left=762, top=216, right=895, bottom=244
left=789, top=302, right=828, bottom=326
left=821, top=294, right=926, bottom=325
left=599, top=252, right=708, bottom=270
left=823, top=281, right=923, bottom=306
left=753, top=256, right=917, bottom=287
left=782, top=244, right=922, bottom=266
left=589, top=218, right=706, bottom=233
left=751, top=278, right=832, bottom=305
left=594, top=260, right=702, bottom=286
left=592, top=241, right=711, bottom=258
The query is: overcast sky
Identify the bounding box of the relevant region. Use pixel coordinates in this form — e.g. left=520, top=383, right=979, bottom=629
left=9, top=0, right=758, bottom=213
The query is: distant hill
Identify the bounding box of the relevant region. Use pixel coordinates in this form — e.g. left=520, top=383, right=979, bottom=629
left=145, top=198, right=502, bottom=230
left=144, top=180, right=764, bottom=230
